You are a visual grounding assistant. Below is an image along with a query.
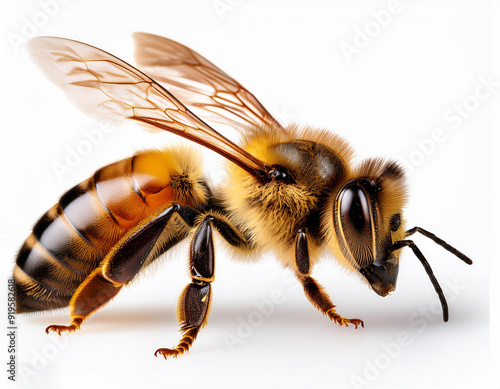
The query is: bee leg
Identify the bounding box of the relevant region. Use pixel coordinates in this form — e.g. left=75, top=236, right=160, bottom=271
left=46, top=203, right=197, bottom=336
left=45, top=271, right=122, bottom=335
left=295, top=228, right=364, bottom=329
left=155, top=216, right=215, bottom=359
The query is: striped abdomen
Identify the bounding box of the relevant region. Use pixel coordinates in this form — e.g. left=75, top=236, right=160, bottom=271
left=14, top=147, right=207, bottom=313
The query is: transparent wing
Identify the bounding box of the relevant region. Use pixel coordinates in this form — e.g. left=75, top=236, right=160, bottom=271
left=133, top=32, right=283, bottom=131
left=28, top=36, right=267, bottom=178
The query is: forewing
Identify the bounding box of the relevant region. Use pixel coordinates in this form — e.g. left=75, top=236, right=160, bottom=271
left=133, top=32, right=283, bottom=131
left=28, top=36, right=267, bottom=177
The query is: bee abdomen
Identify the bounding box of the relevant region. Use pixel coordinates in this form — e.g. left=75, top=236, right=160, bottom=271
left=14, top=199, right=110, bottom=313
left=15, top=147, right=207, bottom=313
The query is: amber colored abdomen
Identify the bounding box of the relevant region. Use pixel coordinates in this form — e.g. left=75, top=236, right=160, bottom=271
left=14, top=151, right=178, bottom=313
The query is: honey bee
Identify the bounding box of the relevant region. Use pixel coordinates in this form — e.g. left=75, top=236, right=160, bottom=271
left=14, top=33, right=473, bottom=359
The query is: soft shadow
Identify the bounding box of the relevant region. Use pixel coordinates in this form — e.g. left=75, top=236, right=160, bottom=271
left=22, top=300, right=481, bottom=335
left=208, top=303, right=481, bottom=333
left=85, top=307, right=177, bottom=333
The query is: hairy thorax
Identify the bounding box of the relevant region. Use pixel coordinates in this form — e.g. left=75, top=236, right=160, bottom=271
left=221, top=125, right=353, bottom=254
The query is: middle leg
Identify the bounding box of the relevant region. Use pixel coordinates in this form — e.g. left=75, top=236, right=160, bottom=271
left=155, top=216, right=215, bottom=358
left=154, top=211, right=250, bottom=358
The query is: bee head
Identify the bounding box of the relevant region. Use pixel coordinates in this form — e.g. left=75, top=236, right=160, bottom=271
left=331, top=159, right=408, bottom=297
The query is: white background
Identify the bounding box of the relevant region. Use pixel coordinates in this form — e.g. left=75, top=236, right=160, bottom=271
left=0, top=1, right=498, bottom=388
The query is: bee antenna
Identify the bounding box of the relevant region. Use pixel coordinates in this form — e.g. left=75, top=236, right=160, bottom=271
left=389, top=240, right=449, bottom=322
left=405, top=227, right=473, bottom=265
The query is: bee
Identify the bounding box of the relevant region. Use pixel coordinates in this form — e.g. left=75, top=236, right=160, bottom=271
left=14, top=33, right=473, bottom=359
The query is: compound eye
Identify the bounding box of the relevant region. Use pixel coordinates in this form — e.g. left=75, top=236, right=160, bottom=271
left=340, top=187, right=370, bottom=232
left=337, top=183, right=375, bottom=267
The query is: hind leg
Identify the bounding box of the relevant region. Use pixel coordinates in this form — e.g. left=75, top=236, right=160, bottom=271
left=45, top=271, right=122, bottom=334
left=46, top=203, right=197, bottom=335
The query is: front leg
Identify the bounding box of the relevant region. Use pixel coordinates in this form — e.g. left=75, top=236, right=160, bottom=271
left=295, top=228, right=364, bottom=329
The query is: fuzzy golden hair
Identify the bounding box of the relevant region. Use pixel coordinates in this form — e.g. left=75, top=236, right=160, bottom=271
left=136, top=145, right=209, bottom=208
left=221, top=124, right=354, bottom=269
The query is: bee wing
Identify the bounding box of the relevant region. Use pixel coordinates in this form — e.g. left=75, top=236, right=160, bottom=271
left=28, top=36, right=267, bottom=178
left=132, top=32, right=283, bottom=131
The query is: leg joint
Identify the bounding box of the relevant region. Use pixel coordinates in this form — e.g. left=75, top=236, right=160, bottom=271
left=191, top=278, right=211, bottom=286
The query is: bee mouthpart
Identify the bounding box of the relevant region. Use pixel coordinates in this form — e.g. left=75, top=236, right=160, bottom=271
left=370, top=283, right=395, bottom=297
left=360, top=262, right=399, bottom=298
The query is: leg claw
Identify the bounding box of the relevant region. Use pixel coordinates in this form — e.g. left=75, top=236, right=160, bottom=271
left=154, top=348, right=180, bottom=359
left=45, top=324, right=79, bottom=335
left=327, top=309, right=364, bottom=329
